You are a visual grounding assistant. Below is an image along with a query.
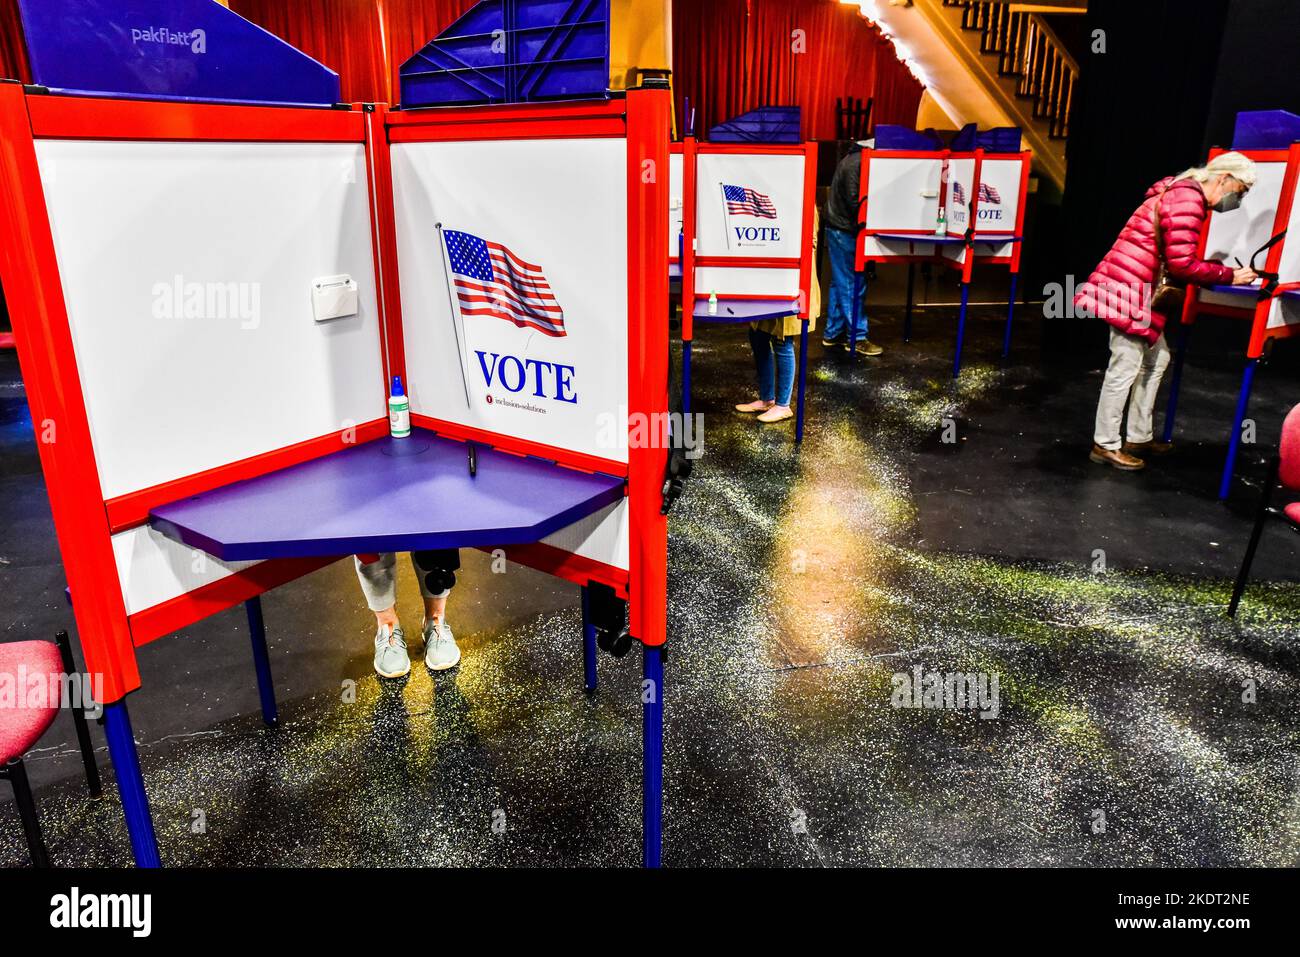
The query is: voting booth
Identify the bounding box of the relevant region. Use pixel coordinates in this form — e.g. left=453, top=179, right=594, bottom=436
left=856, top=131, right=1031, bottom=377
left=0, top=0, right=671, bottom=868
left=677, top=109, right=819, bottom=442
left=1163, top=112, right=1300, bottom=499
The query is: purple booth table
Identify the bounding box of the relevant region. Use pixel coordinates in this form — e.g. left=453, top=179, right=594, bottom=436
left=686, top=297, right=809, bottom=443
left=150, top=429, right=626, bottom=561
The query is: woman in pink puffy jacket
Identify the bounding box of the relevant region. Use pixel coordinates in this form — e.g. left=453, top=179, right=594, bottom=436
left=1075, top=151, right=1258, bottom=471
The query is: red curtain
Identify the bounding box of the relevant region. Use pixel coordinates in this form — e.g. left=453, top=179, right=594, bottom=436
left=0, top=0, right=30, bottom=83
left=229, top=0, right=391, bottom=103
left=674, top=0, right=923, bottom=139
left=2, top=0, right=921, bottom=138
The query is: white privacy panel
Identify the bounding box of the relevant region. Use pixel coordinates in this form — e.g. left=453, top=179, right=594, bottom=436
left=37, top=140, right=385, bottom=500
left=695, top=152, right=806, bottom=260
left=864, top=156, right=944, bottom=231
left=1203, top=159, right=1287, bottom=269
left=538, top=500, right=629, bottom=571
left=112, top=524, right=257, bottom=615
left=391, top=137, right=629, bottom=464
left=1266, top=190, right=1300, bottom=330
left=693, top=266, right=801, bottom=300
left=669, top=150, right=684, bottom=259
left=946, top=156, right=1024, bottom=241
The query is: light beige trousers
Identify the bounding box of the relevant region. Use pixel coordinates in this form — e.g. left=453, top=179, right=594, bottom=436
left=1093, top=327, right=1171, bottom=450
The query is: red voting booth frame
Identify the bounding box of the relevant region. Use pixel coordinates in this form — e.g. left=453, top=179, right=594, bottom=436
left=855, top=147, right=1032, bottom=378
left=677, top=137, right=819, bottom=443
left=0, top=86, right=671, bottom=867
left=1162, top=144, right=1300, bottom=500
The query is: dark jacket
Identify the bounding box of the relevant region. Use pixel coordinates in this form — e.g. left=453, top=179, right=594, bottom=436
left=825, top=145, right=863, bottom=234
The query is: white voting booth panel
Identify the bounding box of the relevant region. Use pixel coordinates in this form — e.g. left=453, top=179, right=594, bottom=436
left=862, top=155, right=943, bottom=260
left=392, top=137, right=629, bottom=462
left=691, top=150, right=807, bottom=299
left=391, top=135, right=633, bottom=572
left=695, top=152, right=805, bottom=259
left=1199, top=158, right=1288, bottom=314
left=669, top=149, right=683, bottom=260
left=1265, top=182, right=1300, bottom=331
left=942, top=156, right=1024, bottom=265
left=35, top=139, right=385, bottom=615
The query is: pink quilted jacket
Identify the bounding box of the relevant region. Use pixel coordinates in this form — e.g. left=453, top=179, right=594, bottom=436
left=1074, top=176, right=1234, bottom=343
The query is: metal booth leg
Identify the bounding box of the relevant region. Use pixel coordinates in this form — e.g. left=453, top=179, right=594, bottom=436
left=953, top=281, right=971, bottom=379
left=642, top=643, right=664, bottom=868
left=682, top=339, right=692, bottom=416
left=1161, top=323, right=1192, bottom=444
left=245, top=596, right=278, bottom=728
left=580, top=585, right=598, bottom=694
left=1002, top=271, right=1019, bottom=359
left=102, top=700, right=161, bottom=868
left=795, top=318, right=809, bottom=444
left=903, top=262, right=915, bottom=343
left=1219, top=358, right=1259, bottom=501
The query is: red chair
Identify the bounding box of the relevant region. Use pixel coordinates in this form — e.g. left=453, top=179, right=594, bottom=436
left=0, top=631, right=102, bottom=866
left=1229, top=403, right=1300, bottom=616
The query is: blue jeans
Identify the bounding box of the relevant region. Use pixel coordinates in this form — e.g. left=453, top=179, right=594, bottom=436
left=823, top=227, right=867, bottom=341
left=749, top=328, right=796, bottom=406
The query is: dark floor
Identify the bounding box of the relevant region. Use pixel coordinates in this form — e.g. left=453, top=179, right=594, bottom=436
left=3, top=269, right=1299, bottom=867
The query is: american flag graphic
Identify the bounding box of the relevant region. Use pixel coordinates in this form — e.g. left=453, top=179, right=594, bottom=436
left=723, top=183, right=778, bottom=219
left=950, top=182, right=1001, bottom=206
left=443, top=229, right=565, bottom=337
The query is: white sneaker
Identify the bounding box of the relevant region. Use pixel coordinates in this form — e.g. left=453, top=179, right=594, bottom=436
left=373, top=624, right=411, bottom=679
left=423, top=619, right=461, bottom=671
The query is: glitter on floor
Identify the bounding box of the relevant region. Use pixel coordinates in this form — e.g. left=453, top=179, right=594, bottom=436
left=2, top=304, right=1298, bottom=867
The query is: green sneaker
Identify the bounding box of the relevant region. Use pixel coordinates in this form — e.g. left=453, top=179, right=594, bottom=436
left=423, top=619, right=461, bottom=672
left=373, top=624, right=411, bottom=679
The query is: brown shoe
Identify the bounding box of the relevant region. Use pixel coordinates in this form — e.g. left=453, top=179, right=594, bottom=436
left=850, top=339, right=884, bottom=357
left=1090, top=444, right=1145, bottom=471
left=1124, top=440, right=1173, bottom=455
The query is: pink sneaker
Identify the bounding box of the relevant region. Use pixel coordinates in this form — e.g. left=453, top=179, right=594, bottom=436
left=756, top=405, right=794, bottom=423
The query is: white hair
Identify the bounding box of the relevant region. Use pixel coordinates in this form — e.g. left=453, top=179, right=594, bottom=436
left=1175, top=150, right=1258, bottom=187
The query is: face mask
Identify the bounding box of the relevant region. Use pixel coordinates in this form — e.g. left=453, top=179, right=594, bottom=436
left=1213, top=189, right=1243, bottom=213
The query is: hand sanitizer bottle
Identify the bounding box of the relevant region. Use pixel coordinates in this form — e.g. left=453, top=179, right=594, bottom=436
left=389, top=376, right=411, bottom=438
left=936, top=205, right=947, bottom=236
left=708, top=291, right=719, bottom=315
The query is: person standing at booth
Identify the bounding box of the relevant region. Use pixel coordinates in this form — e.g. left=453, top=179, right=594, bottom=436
left=1076, top=152, right=1258, bottom=471
left=823, top=144, right=883, bottom=357
left=736, top=211, right=823, bottom=423
left=357, top=550, right=461, bottom=678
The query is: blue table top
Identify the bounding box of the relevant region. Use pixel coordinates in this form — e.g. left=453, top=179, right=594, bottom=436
left=149, top=429, right=627, bottom=562
left=871, top=231, right=1021, bottom=245
left=693, top=298, right=801, bottom=323
left=1207, top=283, right=1300, bottom=301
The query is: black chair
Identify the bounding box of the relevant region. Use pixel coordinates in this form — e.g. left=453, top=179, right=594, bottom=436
left=1229, top=404, right=1300, bottom=616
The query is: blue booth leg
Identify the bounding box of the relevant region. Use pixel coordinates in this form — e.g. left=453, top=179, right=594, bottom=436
left=1219, top=358, right=1259, bottom=501
left=580, top=586, right=598, bottom=694
left=903, top=262, right=915, bottom=343
left=795, top=319, right=809, bottom=444
left=102, top=700, right=161, bottom=868
left=245, top=596, right=278, bottom=728
left=681, top=339, right=692, bottom=416
left=848, top=270, right=864, bottom=356
left=953, top=281, right=971, bottom=378
left=1161, top=323, right=1191, bottom=444
left=642, top=644, right=664, bottom=868
left=1002, top=271, right=1019, bottom=359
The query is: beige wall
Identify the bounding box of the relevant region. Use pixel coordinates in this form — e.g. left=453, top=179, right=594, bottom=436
left=610, top=0, right=671, bottom=91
